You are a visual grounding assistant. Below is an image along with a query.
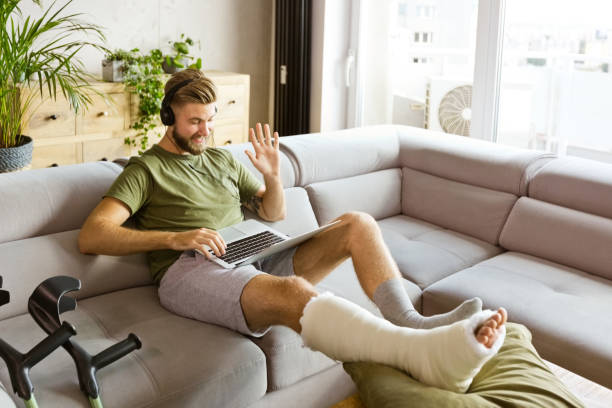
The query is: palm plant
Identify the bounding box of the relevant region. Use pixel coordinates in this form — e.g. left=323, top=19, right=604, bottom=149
left=0, top=0, right=106, bottom=152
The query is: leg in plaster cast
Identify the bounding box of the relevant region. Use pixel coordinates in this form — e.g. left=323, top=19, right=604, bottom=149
left=300, top=293, right=508, bottom=393
left=292, top=212, right=482, bottom=329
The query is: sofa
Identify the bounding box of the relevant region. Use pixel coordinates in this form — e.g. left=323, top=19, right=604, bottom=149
left=0, top=124, right=611, bottom=407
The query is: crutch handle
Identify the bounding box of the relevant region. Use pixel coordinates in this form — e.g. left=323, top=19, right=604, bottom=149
left=92, top=333, right=142, bottom=370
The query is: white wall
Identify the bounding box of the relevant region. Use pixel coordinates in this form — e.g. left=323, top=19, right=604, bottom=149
left=19, top=0, right=273, bottom=126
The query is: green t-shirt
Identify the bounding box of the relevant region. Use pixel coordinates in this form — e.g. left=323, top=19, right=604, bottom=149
left=104, top=144, right=262, bottom=283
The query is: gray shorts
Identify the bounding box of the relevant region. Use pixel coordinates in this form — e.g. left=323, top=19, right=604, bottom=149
left=158, top=247, right=298, bottom=337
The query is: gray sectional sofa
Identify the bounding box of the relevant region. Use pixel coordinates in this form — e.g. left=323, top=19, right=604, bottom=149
left=0, top=124, right=611, bottom=407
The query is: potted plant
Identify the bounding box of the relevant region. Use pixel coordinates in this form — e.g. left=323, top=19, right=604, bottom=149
left=101, top=49, right=137, bottom=83
left=0, top=0, right=106, bottom=172
left=161, top=33, right=202, bottom=74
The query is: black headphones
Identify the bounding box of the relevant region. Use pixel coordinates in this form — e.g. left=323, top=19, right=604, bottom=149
left=160, top=79, right=194, bottom=126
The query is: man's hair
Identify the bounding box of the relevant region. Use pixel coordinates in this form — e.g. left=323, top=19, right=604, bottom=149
left=164, top=69, right=217, bottom=107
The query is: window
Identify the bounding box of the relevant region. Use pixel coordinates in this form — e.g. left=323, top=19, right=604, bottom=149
left=496, top=0, right=612, bottom=161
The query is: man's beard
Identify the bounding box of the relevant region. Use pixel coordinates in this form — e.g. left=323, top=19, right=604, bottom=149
left=172, top=127, right=208, bottom=155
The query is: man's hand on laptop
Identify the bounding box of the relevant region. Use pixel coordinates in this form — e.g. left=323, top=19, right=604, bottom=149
left=169, top=228, right=227, bottom=259
left=245, top=123, right=280, bottom=178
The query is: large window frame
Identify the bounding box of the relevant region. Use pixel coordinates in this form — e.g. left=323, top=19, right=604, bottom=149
left=348, top=0, right=507, bottom=141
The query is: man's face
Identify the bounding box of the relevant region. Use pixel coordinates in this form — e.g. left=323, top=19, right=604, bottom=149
left=171, top=102, right=217, bottom=155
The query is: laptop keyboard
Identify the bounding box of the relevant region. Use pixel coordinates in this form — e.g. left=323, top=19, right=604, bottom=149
left=211, top=231, right=285, bottom=264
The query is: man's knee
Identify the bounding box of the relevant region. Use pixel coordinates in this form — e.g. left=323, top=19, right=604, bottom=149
left=242, top=275, right=317, bottom=332
left=339, top=211, right=380, bottom=246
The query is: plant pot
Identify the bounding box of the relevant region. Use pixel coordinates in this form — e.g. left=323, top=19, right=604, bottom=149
left=162, top=57, right=190, bottom=74
left=102, top=60, right=126, bottom=82
left=0, top=136, right=33, bottom=173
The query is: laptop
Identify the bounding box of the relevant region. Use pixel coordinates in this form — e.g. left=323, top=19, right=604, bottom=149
left=197, top=219, right=342, bottom=269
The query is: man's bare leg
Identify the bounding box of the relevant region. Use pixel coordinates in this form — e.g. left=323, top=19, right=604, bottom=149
left=292, top=211, right=481, bottom=328
left=240, top=275, right=506, bottom=393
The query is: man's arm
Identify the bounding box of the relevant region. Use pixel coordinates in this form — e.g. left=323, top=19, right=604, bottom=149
left=243, top=123, right=286, bottom=221
left=244, top=179, right=285, bottom=221
left=78, top=197, right=227, bottom=259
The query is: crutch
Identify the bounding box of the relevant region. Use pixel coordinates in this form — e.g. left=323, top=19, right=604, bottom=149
left=28, top=276, right=141, bottom=408
left=0, top=276, right=77, bottom=408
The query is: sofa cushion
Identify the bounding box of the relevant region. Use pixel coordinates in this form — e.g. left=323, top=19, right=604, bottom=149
left=0, top=162, right=123, bottom=244
left=402, top=168, right=517, bottom=245
left=343, top=323, right=584, bottom=408
left=250, top=326, right=336, bottom=392
left=244, top=187, right=319, bottom=235
left=528, top=156, right=612, bottom=220
left=378, top=215, right=503, bottom=289
left=0, top=229, right=151, bottom=320
left=279, top=126, right=399, bottom=186
left=398, top=126, right=554, bottom=196
left=500, top=197, right=612, bottom=280
left=305, top=169, right=402, bottom=224
left=0, top=286, right=267, bottom=408
left=422, top=252, right=612, bottom=389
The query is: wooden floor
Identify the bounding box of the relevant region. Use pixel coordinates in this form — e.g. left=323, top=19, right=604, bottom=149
left=331, top=361, right=612, bottom=408
left=546, top=361, right=612, bottom=408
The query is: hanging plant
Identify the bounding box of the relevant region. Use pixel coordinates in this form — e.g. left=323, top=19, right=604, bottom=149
left=105, top=48, right=165, bottom=154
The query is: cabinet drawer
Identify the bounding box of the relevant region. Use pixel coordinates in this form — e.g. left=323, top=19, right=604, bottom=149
left=22, top=93, right=75, bottom=138
left=216, top=84, right=248, bottom=122
left=214, top=123, right=247, bottom=146
left=31, top=143, right=81, bottom=168
left=83, top=138, right=131, bottom=162
left=76, top=92, right=129, bottom=135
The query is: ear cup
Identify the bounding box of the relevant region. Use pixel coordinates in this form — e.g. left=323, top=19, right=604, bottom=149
left=160, top=105, right=175, bottom=126
left=159, top=78, right=195, bottom=126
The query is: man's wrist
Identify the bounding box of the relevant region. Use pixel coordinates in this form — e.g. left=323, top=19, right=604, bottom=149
left=164, top=231, right=177, bottom=250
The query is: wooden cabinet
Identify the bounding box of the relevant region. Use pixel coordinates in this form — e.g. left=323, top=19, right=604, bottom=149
left=23, top=71, right=250, bottom=168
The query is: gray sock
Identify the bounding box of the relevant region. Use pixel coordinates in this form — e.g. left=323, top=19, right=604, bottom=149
left=373, top=278, right=482, bottom=329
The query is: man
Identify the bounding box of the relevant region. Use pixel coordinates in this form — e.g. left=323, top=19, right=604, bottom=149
left=78, top=69, right=506, bottom=392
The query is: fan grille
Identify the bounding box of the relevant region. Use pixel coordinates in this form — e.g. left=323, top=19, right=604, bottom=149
left=438, top=85, right=472, bottom=136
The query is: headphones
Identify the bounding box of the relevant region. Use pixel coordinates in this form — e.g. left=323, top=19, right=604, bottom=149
left=160, top=79, right=194, bottom=126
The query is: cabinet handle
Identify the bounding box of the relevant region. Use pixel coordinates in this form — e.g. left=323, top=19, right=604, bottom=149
left=100, top=157, right=108, bottom=161
left=49, top=163, right=59, bottom=167
left=228, top=100, right=236, bottom=105
left=98, top=111, right=109, bottom=117
left=224, top=140, right=233, bottom=145
left=49, top=114, right=58, bottom=120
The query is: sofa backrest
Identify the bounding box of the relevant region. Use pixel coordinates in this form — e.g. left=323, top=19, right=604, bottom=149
left=528, top=156, right=612, bottom=219
left=500, top=197, right=612, bottom=281
left=398, top=126, right=554, bottom=196
left=279, top=125, right=400, bottom=186
left=306, top=169, right=402, bottom=224
left=402, top=168, right=517, bottom=245
left=500, top=157, right=612, bottom=281
left=397, top=126, right=556, bottom=245
left=0, top=162, right=123, bottom=243
left=0, top=162, right=152, bottom=319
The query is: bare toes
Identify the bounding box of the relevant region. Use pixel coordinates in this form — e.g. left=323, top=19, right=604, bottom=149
left=476, top=333, right=489, bottom=345
left=497, top=307, right=508, bottom=325
left=484, top=319, right=497, bottom=330
left=478, top=326, right=494, bottom=339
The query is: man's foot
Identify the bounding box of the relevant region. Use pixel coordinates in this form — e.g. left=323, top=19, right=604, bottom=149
left=399, top=297, right=483, bottom=329
left=475, top=307, right=507, bottom=348
left=373, top=278, right=483, bottom=329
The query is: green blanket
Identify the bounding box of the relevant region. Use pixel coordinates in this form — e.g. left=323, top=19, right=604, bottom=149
left=344, top=323, right=584, bottom=407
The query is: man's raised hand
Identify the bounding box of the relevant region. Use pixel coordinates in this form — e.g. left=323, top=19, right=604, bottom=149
left=245, top=123, right=280, bottom=178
